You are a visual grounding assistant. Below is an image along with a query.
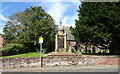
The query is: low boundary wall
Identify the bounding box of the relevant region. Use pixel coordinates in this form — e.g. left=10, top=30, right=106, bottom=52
left=1, top=55, right=119, bottom=68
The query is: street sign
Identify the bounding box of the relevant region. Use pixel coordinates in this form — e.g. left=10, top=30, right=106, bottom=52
left=39, top=37, right=43, bottom=43
left=39, top=36, right=43, bottom=67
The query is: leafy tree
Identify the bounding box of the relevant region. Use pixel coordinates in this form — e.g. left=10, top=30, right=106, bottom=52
left=3, top=6, right=56, bottom=52
left=71, top=2, right=120, bottom=54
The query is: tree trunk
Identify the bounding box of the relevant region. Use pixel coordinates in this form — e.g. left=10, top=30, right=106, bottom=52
left=85, top=46, right=87, bottom=54
left=109, top=38, right=120, bottom=55
left=92, top=47, right=96, bottom=54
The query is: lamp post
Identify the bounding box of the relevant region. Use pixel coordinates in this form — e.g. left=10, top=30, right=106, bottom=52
left=39, top=36, right=43, bottom=67
left=40, top=43, right=42, bottom=67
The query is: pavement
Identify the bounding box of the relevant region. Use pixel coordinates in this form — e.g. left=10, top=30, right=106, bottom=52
left=2, top=65, right=119, bottom=72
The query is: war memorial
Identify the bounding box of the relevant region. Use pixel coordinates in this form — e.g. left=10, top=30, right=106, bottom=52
left=1, top=27, right=119, bottom=70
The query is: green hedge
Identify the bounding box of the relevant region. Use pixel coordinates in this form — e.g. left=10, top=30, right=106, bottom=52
left=2, top=43, right=28, bottom=56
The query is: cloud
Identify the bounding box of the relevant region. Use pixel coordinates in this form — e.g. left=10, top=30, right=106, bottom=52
left=44, top=2, right=80, bottom=27
left=0, top=14, right=8, bottom=22
left=30, top=1, right=81, bottom=27
left=60, top=2, right=80, bottom=27
left=45, top=3, right=69, bottom=26
left=0, top=22, right=5, bottom=34
left=0, top=14, right=7, bottom=32
left=61, top=15, right=78, bottom=27
left=0, top=5, right=9, bottom=23
left=0, top=28, right=3, bottom=34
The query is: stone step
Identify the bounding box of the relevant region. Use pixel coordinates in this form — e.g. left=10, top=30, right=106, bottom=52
left=47, top=52, right=82, bottom=56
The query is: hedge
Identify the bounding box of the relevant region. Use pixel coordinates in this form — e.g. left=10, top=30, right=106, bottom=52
left=2, top=43, right=28, bottom=56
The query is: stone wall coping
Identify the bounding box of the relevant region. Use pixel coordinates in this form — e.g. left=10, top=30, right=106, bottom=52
left=82, top=55, right=118, bottom=58
left=1, top=55, right=119, bottom=60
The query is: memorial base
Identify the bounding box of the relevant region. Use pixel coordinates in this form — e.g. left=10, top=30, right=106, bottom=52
left=48, top=52, right=82, bottom=56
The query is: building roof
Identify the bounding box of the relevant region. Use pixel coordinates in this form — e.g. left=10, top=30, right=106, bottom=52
left=63, top=26, right=74, bottom=41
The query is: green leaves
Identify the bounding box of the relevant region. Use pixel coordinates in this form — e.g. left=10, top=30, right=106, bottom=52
left=71, top=2, right=120, bottom=54
left=3, top=43, right=27, bottom=56
left=3, top=6, right=56, bottom=52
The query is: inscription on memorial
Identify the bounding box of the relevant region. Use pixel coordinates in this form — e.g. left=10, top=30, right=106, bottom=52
left=58, top=35, right=64, bottom=48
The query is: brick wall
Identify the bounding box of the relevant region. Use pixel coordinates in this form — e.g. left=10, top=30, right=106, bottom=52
left=0, top=37, right=4, bottom=49
left=1, top=56, right=119, bottom=68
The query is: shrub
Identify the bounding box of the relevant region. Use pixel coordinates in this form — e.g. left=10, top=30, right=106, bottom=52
left=2, top=43, right=27, bottom=56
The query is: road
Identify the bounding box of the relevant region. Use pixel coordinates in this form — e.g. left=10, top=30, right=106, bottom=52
left=2, top=65, right=119, bottom=72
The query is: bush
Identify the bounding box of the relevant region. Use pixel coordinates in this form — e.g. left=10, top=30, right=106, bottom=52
left=2, top=43, right=27, bottom=56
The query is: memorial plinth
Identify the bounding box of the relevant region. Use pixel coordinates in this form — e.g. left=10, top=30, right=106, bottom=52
left=55, top=27, right=67, bottom=52
left=53, top=26, right=82, bottom=56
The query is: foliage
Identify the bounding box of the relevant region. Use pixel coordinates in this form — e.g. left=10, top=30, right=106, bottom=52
left=71, top=2, right=120, bottom=54
left=3, top=6, right=57, bottom=52
left=66, top=44, right=70, bottom=49
left=2, top=43, right=27, bottom=56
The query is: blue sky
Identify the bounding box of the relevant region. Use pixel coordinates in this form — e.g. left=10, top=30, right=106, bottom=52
left=0, top=1, right=80, bottom=34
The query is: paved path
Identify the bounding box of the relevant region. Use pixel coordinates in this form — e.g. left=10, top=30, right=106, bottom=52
left=2, top=65, right=119, bottom=72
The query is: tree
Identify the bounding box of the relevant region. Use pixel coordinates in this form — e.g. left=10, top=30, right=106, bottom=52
left=3, top=6, right=56, bottom=52
left=71, top=2, right=120, bottom=54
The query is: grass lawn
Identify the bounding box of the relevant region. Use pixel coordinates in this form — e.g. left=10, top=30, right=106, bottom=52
left=2, top=52, right=116, bottom=58
left=2, top=52, right=47, bottom=58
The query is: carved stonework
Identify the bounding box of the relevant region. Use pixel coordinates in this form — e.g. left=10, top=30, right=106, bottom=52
left=55, top=27, right=67, bottom=52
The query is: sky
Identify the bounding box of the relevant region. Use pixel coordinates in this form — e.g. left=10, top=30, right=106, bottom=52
left=0, top=1, right=81, bottom=34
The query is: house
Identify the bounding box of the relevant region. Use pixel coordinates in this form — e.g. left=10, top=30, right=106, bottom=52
left=0, top=36, right=4, bottom=49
